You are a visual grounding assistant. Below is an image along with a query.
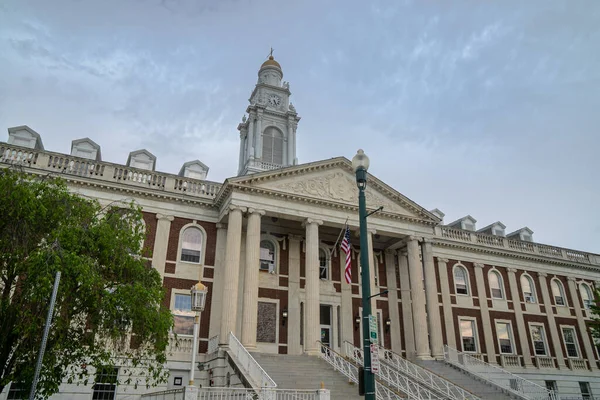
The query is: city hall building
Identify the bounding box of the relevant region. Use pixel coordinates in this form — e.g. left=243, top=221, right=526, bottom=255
left=1, top=56, right=600, bottom=399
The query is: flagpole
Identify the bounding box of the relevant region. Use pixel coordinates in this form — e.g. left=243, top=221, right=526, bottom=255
left=330, top=217, right=349, bottom=257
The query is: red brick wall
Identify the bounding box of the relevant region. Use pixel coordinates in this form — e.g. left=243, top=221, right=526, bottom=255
left=142, top=211, right=157, bottom=256
left=165, top=217, right=217, bottom=265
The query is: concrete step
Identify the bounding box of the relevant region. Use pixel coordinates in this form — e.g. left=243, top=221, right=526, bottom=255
left=416, top=360, right=515, bottom=400
left=251, top=353, right=363, bottom=399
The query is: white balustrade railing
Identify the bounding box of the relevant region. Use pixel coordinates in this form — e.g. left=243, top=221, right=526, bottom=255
left=318, top=342, right=402, bottom=400
left=343, top=342, right=447, bottom=400
left=534, top=356, right=554, bottom=369
left=228, top=332, right=277, bottom=390
left=207, top=335, right=219, bottom=355
left=365, top=342, right=480, bottom=400
left=445, top=346, right=556, bottom=400
left=567, top=358, right=588, bottom=370
left=142, top=387, right=328, bottom=400
left=1, top=146, right=39, bottom=165
left=500, top=355, right=521, bottom=368
left=169, top=335, right=193, bottom=354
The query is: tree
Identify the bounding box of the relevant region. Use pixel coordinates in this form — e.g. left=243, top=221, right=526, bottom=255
left=0, top=169, right=173, bottom=399
left=590, top=288, right=600, bottom=348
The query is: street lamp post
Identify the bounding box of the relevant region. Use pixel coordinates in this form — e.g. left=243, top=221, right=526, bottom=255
left=352, top=149, right=376, bottom=400
left=189, top=282, right=208, bottom=387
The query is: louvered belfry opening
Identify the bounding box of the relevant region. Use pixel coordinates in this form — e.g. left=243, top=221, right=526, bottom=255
left=262, top=127, right=284, bottom=165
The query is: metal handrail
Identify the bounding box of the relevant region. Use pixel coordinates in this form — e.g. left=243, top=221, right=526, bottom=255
left=444, top=345, right=556, bottom=400
left=368, top=342, right=480, bottom=400
left=343, top=341, right=446, bottom=400
left=228, top=332, right=277, bottom=390
left=317, top=341, right=402, bottom=400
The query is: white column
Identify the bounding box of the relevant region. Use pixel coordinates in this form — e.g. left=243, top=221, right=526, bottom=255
left=367, top=229, right=378, bottom=312
left=537, top=272, right=566, bottom=369
left=287, top=120, right=294, bottom=167
left=422, top=240, right=443, bottom=359
left=303, top=218, right=323, bottom=355
left=219, top=205, right=246, bottom=344
left=287, top=235, right=303, bottom=355
left=407, top=237, right=430, bottom=359
left=292, top=123, right=298, bottom=165
left=247, top=115, right=255, bottom=159
left=398, top=250, right=415, bottom=359
left=241, top=208, right=265, bottom=350
left=209, top=223, right=228, bottom=339
left=152, top=213, right=174, bottom=278
left=384, top=250, right=402, bottom=353
left=255, top=113, right=263, bottom=159
left=567, top=277, right=598, bottom=370
left=238, top=132, right=245, bottom=174
left=507, top=268, right=533, bottom=367
left=437, top=258, right=456, bottom=349
left=473, top=263, right=496, bottom=364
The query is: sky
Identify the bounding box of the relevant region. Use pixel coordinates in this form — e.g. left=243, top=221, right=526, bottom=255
left=0, top=0, right=599, bottom=253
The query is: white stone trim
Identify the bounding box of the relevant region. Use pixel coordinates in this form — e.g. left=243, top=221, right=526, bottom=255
left=494, top=319, right=516, bottom=355
left=260, top=234, right=281, bottom=274
left=176, top=222, right=208, bottom=266
left=458, top=316, right=480, bottom=354
left=452, top=263, right=471, bottom=297
left=528, top=322, right=550, bottom=357
left=559, top=325, right=581, bottom=359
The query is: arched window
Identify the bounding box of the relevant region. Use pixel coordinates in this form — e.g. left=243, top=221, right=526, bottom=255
left=180, top=227, right=203, bottom=263
left=521, top=275, right=536, bottom=303
left=453, top=265, right=469, bottom=295
left=260, top=240, right=276, bottom=273
left=580, top=284, right=593, bottom=310
left=489, top=270, right=504, bottom=299
left=262, top=127, right=284, bottom=165
left=319, top=248, right=329, bottom=280
left=551, top=279, right=566, bottom=306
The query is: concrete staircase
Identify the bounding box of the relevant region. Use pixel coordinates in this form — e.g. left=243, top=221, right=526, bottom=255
left=251, top=353, right=363, bottom=399
left=416, top=360, right=515, bottom=400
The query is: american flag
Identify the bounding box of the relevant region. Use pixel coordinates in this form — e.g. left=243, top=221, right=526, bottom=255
left=340, top=226, right=352, bottom=284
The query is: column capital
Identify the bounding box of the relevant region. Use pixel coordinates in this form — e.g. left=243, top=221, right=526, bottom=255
left=288, top=234, right=304, bottom=242
left=247, top=208, right=266, bottom=216
left=437, top=258, right=449, bottom=264
left=385, top=249, right=396, bottom=255
left=228, top=205, right=247, bottom=213
left=474, top=263, right=485, bottom=269
left=216, top=222, right=227, bottom=230
left=407, top=235, right=419, bottom=242
left=397, top=250, right=408, bottom=257
left=567, top=276, right=578, bottom=282
left=156, top=213, right=174, bottom=222
left=537, top=272, right=548, bottom=278
left=302, top=218, right=323, bottom=227
left=368, top=228, right=377, bottom=235
left=507, top=267, right=518, bottom=274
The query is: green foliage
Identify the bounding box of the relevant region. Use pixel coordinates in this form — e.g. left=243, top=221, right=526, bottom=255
left=590, top=288, right=600, bottom=341
left=0, top=169, right=173, bottom=399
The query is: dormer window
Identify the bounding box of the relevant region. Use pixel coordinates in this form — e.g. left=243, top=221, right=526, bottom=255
left=493, top=227, right=505, bottom=236
left=7, top=126, right=44, bottom=150
left=507, top=227, right=534, bottom=242
left=463, top=221, right=475, bottom=231
left=126, top=149, right=156, bottom=171
left=430, top=208, right=445, bottom=224
left=179, top=160, right=209, bottom=181
left=477, top=221, right=506, bottom=237
left=448, top=215, right=477, bottom=232
left=71, top=138, right=101, bottom=161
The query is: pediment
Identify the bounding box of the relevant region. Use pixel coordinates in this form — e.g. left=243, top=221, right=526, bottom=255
left=229, top=159, right=439, bottom=223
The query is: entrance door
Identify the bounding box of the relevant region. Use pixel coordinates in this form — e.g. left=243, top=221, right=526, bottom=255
left=320, top=305, right=332, bottom=350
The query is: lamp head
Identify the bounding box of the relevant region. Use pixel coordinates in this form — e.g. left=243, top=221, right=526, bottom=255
left=191, top=282, right=208, bottom=312
left=352, top=149, right=369, bottom=188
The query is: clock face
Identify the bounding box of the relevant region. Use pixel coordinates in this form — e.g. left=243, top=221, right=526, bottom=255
left=268, top=94, right=281, bottom=107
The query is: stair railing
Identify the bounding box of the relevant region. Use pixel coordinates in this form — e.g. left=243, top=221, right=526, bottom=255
left=444, top=345, right=556, bottom=400
left=342, top=341, right=446, bottom=400
left=370, top=342, right=481, bottom=400
left=317, top=341, right=402, bottom=400
left=228, top=332, right=277, bottom=390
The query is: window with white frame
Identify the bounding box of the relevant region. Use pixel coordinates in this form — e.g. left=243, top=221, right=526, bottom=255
left=262, top=127, right=284, bottom=165
left=180, top=226, right=203, bottom=263
left=561, top=327, right=579, bottom=358
left=489, top=270, right=504, bottom=299
left=92, top=366, right=118, bottom=400
left=521, top=274, right=536, bottom=303
left=260, top=240, right=276, bottom=272
left=530, top=325, right=548, bottom=356
left=496, top=322, right=514, bottom=354
left=580, top=284, right=593, bottom=310
left=459, top=319, right=478, bottom=352
left=454, top=265, right=469, bottom=295
left=552, top=279, right=566, bottom=306
left=319, top=248, right=329, bottom=280
left=173, top=294, right=194, bottom=335
left=579, top=382, right=592, bottom=400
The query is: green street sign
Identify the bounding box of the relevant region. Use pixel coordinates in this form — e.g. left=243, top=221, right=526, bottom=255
left=369, top=314, right=378, bottom=344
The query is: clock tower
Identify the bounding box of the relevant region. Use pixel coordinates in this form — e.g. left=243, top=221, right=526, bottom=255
left=237, top=55, right=301, bottom=175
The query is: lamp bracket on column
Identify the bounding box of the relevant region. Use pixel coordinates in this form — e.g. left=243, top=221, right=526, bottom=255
left=366, top=206, right=384, bottom=218
left=368, top=289, right=389, bottom=299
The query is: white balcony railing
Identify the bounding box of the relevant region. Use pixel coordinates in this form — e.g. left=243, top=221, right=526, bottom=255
left=342, top=342, right=445, bottom=400
left=0, top=143, right=222, bottom=201
left=500, top=355, right=521, bottom=368
left=567, top=358, right=588, bottom=371
left=445, top=346, right=556, bottom=400
left=142, top=387, right=329, bottom=400
left=228, top=332, right=277, bottom=390
left=364, top=342, right=480, bottom=400
left=438, top=226, right=599, bottom=265
left=534, top=356, right=554, bottom=369
left=318, top=342, right=402, bottom=400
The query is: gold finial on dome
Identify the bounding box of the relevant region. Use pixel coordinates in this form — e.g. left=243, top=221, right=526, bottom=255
left=261, top=47, right=282, bottom=70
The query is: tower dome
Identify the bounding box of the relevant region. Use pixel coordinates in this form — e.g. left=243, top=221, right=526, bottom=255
left=260, top=55, right=282, bottom=71
left=258, top=55, right=283, bottom=85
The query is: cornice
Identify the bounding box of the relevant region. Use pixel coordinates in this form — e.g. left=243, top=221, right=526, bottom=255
left=434, top=238, right=600, bottom=273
